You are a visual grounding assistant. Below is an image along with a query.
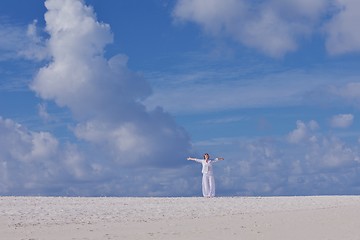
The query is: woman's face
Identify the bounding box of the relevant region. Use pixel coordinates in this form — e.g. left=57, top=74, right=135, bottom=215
left=204, top=154, right=209, bottom=160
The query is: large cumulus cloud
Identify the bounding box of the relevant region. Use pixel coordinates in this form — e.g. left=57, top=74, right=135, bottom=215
left=0, top=0, right=191, bottom=196
left=31, top=0, right=191, bottom=166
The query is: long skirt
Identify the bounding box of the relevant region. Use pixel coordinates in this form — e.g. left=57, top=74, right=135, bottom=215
left=202, top=174, right=215, bottom=197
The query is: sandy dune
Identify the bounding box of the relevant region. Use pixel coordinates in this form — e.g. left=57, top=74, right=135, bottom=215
left=1, top=196, right=360, bottom=240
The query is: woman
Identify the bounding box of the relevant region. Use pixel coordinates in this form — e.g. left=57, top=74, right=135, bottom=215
left=187, top=153, right=224, bottom=197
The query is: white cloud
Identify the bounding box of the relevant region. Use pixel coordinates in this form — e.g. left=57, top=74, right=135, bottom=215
left=203, top=119, right=360, bottom=195
left=174, top=0, right=360, bottom=57
left=173, top=0, right=328, bottom=57
left=325, top=0, right=360, bottom=55
left=0, top=116, right=196, bottom=196
left=330, top=114, right=354, bottom=128
left=287, top=120, right=308, bottom=143
left=0, top=117, right=61, bottom=194
left=332, top=82, right=360, bottom=103
left=0, top=117, right=58, bottom=163
left=37, top=103, right=53, bottom=122
left=287, top=120, right=319, bottom=144
left=0, top=19, right=48, bottom=61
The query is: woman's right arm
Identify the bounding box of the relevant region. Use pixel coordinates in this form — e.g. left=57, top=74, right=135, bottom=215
left=187, top=157, right=202, bottom=163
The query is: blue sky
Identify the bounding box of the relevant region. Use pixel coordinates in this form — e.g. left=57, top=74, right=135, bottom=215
left=1, top=0, right=360, bottom=196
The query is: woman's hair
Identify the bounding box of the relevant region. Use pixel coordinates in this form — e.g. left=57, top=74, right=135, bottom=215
left=203, top=153, right=210, bottom=159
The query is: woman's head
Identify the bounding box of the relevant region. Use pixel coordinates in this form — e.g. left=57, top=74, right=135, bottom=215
left=203, top=153, right=210, bottom=159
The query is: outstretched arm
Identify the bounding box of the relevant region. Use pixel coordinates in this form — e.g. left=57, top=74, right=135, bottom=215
left=213, top=157, right=224, bottom=162
left=187, top=157, right=202, bottom=163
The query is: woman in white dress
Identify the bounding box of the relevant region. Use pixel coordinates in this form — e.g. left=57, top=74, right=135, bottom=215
left=187, top=153, right=224, bottom=197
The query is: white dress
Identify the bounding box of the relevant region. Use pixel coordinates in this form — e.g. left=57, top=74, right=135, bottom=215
left=192, top=158, right=219, bottom=197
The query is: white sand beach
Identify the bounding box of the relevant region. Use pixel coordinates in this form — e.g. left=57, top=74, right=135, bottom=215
left=1, top=196, right=360, bottom=240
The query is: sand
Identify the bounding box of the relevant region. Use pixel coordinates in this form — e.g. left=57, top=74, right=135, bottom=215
left=1, top=196, right=360, bottom=240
